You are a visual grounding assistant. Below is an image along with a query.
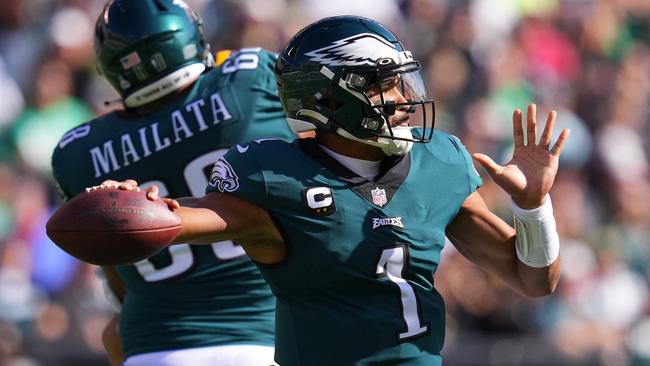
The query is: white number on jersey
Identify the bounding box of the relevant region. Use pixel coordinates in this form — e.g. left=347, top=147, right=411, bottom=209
left=221, top=48, right=262, bottom=74
left=376, top=245, right=430, bottom=340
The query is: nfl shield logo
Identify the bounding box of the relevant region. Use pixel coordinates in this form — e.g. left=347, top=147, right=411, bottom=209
left=371, top=187, right=387, bottom=207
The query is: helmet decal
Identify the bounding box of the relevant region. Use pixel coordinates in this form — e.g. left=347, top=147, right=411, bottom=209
left=305, top=33, right=400, bottom=67
left=120, top=52, right=142, bottom=70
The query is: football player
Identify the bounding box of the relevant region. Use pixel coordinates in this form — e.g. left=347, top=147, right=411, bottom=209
left=51, top=0, right=296, bottom=365
left=96, top=15, right=569, bottom=365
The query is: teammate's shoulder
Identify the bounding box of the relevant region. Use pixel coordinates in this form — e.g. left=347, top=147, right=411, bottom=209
left=52, top=119, right=94, bottom=155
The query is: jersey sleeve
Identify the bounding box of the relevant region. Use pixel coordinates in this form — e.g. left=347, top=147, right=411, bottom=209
left=204, top=143, right=268, bottom=205
left=448, top=135, right=482, bottom=193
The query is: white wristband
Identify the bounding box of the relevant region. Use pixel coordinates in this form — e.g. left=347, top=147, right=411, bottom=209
left=510, top=195, right=560, bottom=268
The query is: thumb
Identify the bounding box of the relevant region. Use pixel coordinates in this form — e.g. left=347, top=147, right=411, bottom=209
left=472, top=153, right=503, bottom=177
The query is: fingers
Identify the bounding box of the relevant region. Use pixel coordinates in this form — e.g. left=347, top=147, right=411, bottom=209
left=512, top=109, right=524, bottom=148
left=162, top=198, right=180, bottom=210
left=145, top=185, right=159, bottom=201
left=539, top=110, right=557, bottom=149
left=550, top=128, right=571, bottom=157
left=118, top=179, right=139, bottom=191
left=472, top=153, right=503, bottom=176
left=86, top=179, right=140, bottom=192
left=526, top=103, right=537, bottom=145
left=86, top=180, right=120, bottom=192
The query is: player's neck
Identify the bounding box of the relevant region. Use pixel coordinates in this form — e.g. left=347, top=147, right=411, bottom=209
left=316, top=131, right=386, bottom=161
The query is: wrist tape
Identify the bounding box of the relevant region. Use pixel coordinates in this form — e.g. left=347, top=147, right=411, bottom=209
left=510, top=195, right=560, bottom=268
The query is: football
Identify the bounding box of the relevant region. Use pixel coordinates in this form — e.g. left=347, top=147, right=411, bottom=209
left=46, top=188, right=182, bottom=266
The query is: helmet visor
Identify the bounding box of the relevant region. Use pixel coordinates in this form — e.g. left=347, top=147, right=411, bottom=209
left=365, top=69, right=434, bottom=142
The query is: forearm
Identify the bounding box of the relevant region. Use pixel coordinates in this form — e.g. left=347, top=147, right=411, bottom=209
left=171, top=194, right=282, bottom=246
left=515, top=258, right=561, bottom=297
left=447, top=192, right=560, bottom=297
left=509, top=195, right=561, bottom=296
left=172, top=198, right=229, bottom=244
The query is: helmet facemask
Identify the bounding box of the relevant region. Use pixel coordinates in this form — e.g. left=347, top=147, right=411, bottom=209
left=318, top=53, right=434, bottom=156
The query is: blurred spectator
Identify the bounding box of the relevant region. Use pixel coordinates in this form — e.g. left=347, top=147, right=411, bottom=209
left=6, top=58, right=93, bottom=176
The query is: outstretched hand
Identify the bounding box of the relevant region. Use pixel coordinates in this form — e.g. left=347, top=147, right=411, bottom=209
left=88, top=179, right=180, bottom=210
left=472, top=104, right=570, bottom=209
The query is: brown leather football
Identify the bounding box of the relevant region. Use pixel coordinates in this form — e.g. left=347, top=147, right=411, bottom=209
left=46, top=188, right=182, bottom=266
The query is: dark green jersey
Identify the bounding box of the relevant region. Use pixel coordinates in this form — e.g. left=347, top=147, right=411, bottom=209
left=206, top=131, right=481, bottom=365
left=51, top=48, right=294, bottom=356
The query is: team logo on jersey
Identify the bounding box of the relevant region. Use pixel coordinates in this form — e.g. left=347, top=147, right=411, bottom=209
left=305, top=33, right=400, bottom=67
left=372, top=217, right=404, bottom=230
left=371, top=187, right=388, bottom=207
left=303, top=187, right=336, bottom=216
left=208, top=158, right=239, bottom=192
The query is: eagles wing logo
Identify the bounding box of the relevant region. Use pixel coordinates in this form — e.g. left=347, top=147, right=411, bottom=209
left=305, top=33, right=400, bottom=67
left=209, top=158, right=239, bottom=192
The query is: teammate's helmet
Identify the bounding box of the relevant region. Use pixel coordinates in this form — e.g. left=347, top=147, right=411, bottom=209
left=275, top=16, right=434, bottom=155
left=94, top=0, right=212, bottom=108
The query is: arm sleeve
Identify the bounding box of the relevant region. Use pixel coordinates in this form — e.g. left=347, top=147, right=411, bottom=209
left=449, top=135, right=482, bottom=194
left=204, top=144, right=269, bottom=207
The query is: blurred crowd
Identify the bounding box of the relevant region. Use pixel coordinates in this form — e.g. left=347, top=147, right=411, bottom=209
left=0, top=0, right=648, bottom=365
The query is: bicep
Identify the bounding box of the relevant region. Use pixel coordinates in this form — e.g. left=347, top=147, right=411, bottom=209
left=445, top=191, right=517, bottom=279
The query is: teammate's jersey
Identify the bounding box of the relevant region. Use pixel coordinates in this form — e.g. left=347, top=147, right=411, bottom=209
left=51, top=48, right=295, bottom=357
left=206, top=131, right=481, bottom=365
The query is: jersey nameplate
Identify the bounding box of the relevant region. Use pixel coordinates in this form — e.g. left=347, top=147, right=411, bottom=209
left=87, top=89, right=239, bottom=179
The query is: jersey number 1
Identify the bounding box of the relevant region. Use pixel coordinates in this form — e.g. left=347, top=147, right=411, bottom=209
left=376, top=245, right=430, bottom=340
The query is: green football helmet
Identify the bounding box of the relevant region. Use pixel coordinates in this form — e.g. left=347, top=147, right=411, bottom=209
left=275, top=16, right=435, bottom=156
left=94, top=0, right=212, bottom=108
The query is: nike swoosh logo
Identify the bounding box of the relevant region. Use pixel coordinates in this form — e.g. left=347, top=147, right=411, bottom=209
left=236, top=145, right=249, bottom=153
